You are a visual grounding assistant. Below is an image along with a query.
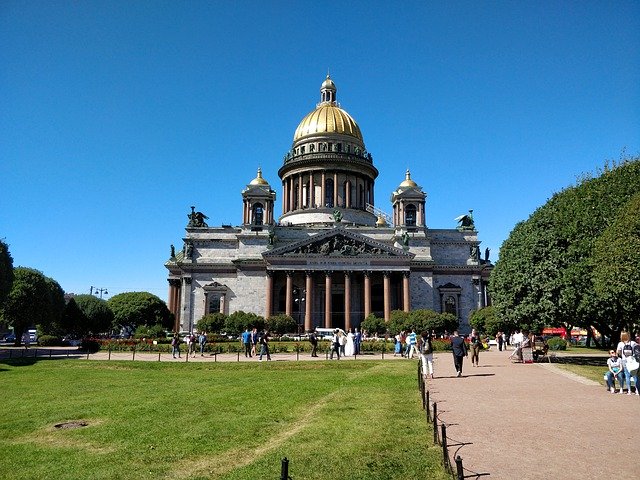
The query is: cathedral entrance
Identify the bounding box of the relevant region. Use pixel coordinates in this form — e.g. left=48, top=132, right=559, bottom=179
left=331, top=292, right=345, bottom=330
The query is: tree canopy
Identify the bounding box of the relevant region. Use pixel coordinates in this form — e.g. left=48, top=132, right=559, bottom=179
left=72, top=294, right=115, bottom=336
left=1, top=267, right=65, bottom=344
left=107, top=292, right=172, bottom=334
left=490, top=157, right=640, bottom=344
left=592, top=191, right=640, bottom=335
left=0, top=239, right=14, bottom=308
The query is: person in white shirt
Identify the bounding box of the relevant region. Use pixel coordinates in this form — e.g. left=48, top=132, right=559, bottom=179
left=606, top=350, right=624, bottom=393
left=616, top=332, right=639, bottom=395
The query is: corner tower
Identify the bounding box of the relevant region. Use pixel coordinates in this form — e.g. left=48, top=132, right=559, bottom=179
left=278, top=75, right=379, bottom=226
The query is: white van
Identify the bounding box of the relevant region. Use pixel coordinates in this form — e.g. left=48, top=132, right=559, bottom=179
left=314, top=327, right=345, bottom=341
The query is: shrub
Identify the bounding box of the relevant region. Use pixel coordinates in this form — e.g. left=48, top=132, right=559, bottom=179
left=38, top=335, right=62, bottom=346
left=81, top=339, right=101, bottom=353
left=431, top=339, right=453, bottom=351
left=547, top=337, right=567, bottom=351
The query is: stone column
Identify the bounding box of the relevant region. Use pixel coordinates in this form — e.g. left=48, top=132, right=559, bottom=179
left=403, top=271, right=411, bottom=312
left=219, top=294, right=225, bottom=314
left=285, top=272, right=293, bottom=317
left=364, top=271, right=371, bottom=319
left=383, top=272, right=391, bottom=322
left=282, top=181, right=287, bottom=214
left=167, top=280, right=175, bottom=314
left=333, top=172, right=338, bottom=207
left=344, top=271, right=351, bottom=331
left=265, top=271, right=274, bottom=319
left=298, top=173, right=303, bottom=209
left=289, top=177, right=294, bottom=212
left=305, top=271, right=313, bottom=332
left=325, top=271, right=332, bottom=328
left=310, top=172, right=315, bottom=208
left=321, top=171, right=326, bottom=208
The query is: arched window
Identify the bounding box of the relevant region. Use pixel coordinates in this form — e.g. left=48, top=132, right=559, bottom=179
left=252, top=203, right=264, bottom=225
left=405, top=204, right=416, bottom=226
left=325, top=178, right=334, bottom=207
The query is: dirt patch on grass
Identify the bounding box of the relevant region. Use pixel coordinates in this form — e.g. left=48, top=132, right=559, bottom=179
left=12, top=419, right=114, bottom=454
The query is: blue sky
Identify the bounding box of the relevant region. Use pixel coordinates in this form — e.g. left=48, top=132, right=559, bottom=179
left=1, top=1, right=639, bottom=300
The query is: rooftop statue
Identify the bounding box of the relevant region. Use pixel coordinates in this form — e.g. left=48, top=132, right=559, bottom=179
left=187, top=206, right=209, bottom=228
left=455, top=209, right=475, bottom=230
left=332, top=209, right=343, bottom=223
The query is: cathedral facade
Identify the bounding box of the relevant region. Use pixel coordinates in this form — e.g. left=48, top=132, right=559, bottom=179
left=165, top=76, right=491, bottom=334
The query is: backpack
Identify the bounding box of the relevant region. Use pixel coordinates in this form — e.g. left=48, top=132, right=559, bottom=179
left=633, top=344, right=640, bottom=362
left=420, top=338, right=432, bottom=355
left=622, top=342, right=634, bottom=357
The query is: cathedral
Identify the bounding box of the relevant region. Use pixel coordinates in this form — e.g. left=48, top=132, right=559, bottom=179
left=165, top=75, right=492, bottom=334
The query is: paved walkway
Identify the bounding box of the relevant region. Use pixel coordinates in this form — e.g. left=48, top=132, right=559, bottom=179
left=426, top=348, right=640, bottom=480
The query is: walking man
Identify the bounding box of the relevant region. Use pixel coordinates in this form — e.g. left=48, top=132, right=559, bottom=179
left=407, top=328, right=418, bottom=359
left=330, top=329, right=341, bottom=360
left=309, top=328, right=318, bottom=357
left=242, top=328, right=252, bottom=357
left=451, top=330, right=468, bottom=377
left=198, top=331, right=207, bottom=356
left=354, top=328, right=362, bottom=355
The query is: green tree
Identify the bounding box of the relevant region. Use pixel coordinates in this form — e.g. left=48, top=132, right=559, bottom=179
left=468, top=306, right=510, bottom=335
left=360, top=314, right=386, bottom=335
left=224, top=311, right=265, bottom=336
left=196, top=313, right=227, bottom=333
left=267, top=314, right=297, bottom=335
left=2, top=267, right=64, bottom=345
left=134, top=324, right=166, bottom=339
left=74, top=295, right=114, bottom=336
left=0, top=239, right=14, bottom=309
left=409, top=309, right=441, bottom=334
left=490, top=157, right=640, bottom=342
left=387, top=310, right=410, bottom=335
left=107, top=292, right=171, bottom=334
left=592, top=192, right=640, bottom=336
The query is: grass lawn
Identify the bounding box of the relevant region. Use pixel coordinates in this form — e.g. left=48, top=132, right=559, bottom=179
left=556, top=364, right=607, bottom=385
left=0, top=359, right=448, bottom=480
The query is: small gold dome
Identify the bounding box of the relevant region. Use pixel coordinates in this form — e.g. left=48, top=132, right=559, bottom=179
left=399, top=169, right=418, bottom=188
left=249, top=167, right=269, bottom=185
left=321, top=74, right=336, bottom=91
left=376, top=214, right=387, bottom=227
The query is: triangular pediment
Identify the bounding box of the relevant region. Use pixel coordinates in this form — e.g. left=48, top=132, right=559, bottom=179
left=263, top=227, right=413, bottom=259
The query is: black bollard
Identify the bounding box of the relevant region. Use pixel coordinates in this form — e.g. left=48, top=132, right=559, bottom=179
left=455, top=455, right=464, bottom=480
left=441, top=424, right=449, bottom=469
left=433, top=402, right=438, bottom=444
left=280, top=457, right=289, bottom=480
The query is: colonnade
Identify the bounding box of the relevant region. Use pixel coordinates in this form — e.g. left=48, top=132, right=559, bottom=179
left=265, top=269, right=411, bottom=331
left=167, top=279, right=182, bottom=332
left=282, top=170, right=374, bottom=213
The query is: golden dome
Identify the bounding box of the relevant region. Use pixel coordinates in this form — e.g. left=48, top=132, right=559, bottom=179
left=376, top=214, right=387, bottom=227
left=293, top=75, right=363, bottom=143
left=294, top=104, right=363, bottom=142
left=249, top=167, right=269, bottom=185
left=399, top=169, right=418, bottom=188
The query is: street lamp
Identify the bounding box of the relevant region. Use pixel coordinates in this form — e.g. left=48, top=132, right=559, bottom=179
left=90, top=286, right=108, bottom=299
left=293, top=288, right=305, bottom=335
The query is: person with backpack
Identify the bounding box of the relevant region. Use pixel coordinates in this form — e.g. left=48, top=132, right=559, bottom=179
left=419, top=331, right=434, bottom=380
left=171, top=334, right=181, bottom=359
left=616, top=332, right=639, bottom=395
left=451, top=330, right=468, bottom=377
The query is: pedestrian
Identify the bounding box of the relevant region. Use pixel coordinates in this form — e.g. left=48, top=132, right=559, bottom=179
left=242, top=328, right=252, bottom=357
left=309, top=328, right=318, bottom=357
left=259, top=330, right=271, bottom=361
left=451, top=330, right=468, bottom=377
left=354, top=328, right=362, bottom=355
left=198, top=331, right=207, bottom=356
left=189, top=333, right=197, bottom=357
left=330, top=329, right=341, bottom=360
left=419, top=331, right=434, bottom=380
left=470, top=329, right=481, bottom=367
left=171, top=334, right=181, bottom=358
left=497, top=331, right=504, bottom=351
left=339, top=330, right=347, bottom=356
left=606, top=349, right=624, bottom=394
left=407, top=329, right=418, bottom=359
left=394, top=333, right=402, bottom=357
left=616, top=332, right=639, bottom=395
left=250, top=327, right=258, bottom=357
